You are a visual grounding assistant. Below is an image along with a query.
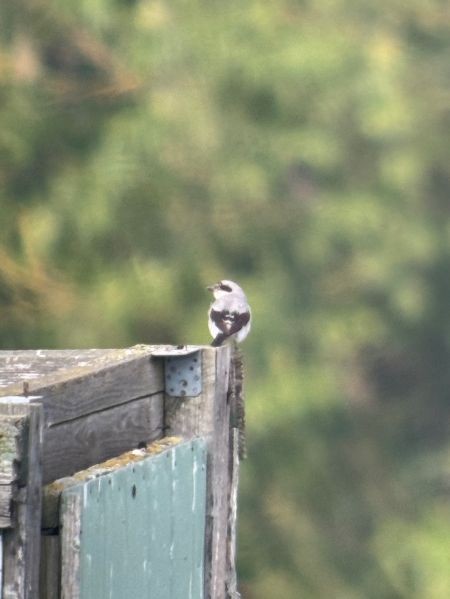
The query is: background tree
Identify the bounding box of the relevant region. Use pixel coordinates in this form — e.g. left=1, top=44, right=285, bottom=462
left=1, top=1, right=450, bottom=597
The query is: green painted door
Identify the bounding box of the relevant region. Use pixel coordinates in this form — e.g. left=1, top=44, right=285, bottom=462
left=60, top=439, right=207, bottom=599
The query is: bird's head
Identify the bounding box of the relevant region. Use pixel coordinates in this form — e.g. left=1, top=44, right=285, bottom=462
left=207, top=279, right=245, bottom=299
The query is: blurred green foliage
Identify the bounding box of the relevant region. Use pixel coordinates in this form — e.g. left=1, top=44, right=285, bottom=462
left=1, top=1, right=450, bottom=597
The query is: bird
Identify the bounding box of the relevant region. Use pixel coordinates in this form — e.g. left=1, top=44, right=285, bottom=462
left=207, top=280, right=251, bottom=347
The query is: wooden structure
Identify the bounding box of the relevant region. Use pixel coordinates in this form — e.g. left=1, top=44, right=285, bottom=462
left=0, top=345, right=241, bottom=599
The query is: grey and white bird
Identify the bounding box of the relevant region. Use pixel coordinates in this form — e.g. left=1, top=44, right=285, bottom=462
left=207, top=280, right=251, bottom=347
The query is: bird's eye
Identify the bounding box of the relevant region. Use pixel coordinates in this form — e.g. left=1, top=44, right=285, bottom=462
left=219, top=283, right=232, bottom=292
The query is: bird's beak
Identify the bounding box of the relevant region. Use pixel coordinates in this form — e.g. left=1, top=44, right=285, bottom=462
left=207, top=284, right=216, bottom=292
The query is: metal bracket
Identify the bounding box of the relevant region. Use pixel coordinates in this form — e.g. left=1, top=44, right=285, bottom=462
left=152, top=347, right=202, bottom=398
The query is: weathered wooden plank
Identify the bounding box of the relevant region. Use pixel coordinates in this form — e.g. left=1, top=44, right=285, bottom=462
left=226, top=345, right=245, bottom=598
left=2, top=403, right=43, bottom=599
left=39, top=535, right=60, bottom=599
left=21, top=403, right=44, bottom=599
left=0, top=489, right=13, bottom=528
left=226, top=428, right=240, bottom=599
left=0, top=347, right=164, bottom=427
left=38, top=354, right=163, bottom=427
left=1, top=532, right=3, bottom=594
left=0, top=489, right=13, bottom=529
left=42, top=392, right=164, bottom=484
left=36, top=354, right=163, bottom=427
left=58, top=438, right=207, bottom=599
left=0, top=347, right=159, bottom=392
left=60, top=493, right=81, bottom=599
left=0, top=411, right=28, bottom=528
left=0, top=350, right=115, bottom=390
left=208, top=347, right=233, bottom=599
left=164, top=346, right=232, bottom=599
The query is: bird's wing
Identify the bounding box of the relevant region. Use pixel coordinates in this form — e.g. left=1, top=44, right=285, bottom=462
left=209, top=308, right=251, bottom=337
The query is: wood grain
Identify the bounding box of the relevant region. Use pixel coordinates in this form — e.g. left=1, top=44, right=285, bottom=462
left=0, top=347, right=164, bottom=426
left=60, top=493, right=81, bottom=599
left=0, top=349, right=115, bottom=390
left=42, top=392, right=164, bottom=484
left=0, top=347, right=159, bottom=391
left=0, top=412, right=28, bottom=528
left=208, top=346, right=233, bottom=599
left=2, top=403, right=43, bottom=599
left=226, top=428, right=240, bottom=599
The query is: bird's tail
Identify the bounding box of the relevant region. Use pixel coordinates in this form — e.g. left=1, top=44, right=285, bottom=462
left=211, top=333, right=227, bottom=347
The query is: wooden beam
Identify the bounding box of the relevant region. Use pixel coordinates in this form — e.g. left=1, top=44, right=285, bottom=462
left=60, top=493, right=81, bottom=599
left=226, top=428, right=240, bottom=599
left=0, top=411, right=28, bottom=528
left=1, top=402, right=43, bottom=599
left=0, top=347, right=164, bottom=426
left=0, top=349, right=117, bottom=390
left=42, top=392, right=164, bottom=484
left=225, top=347, right=245, bottom=598
left=164, top=346, right=233, bottom=599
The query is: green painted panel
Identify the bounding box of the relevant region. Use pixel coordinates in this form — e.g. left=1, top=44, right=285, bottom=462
left=61, top=439, right=207, bottom=599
